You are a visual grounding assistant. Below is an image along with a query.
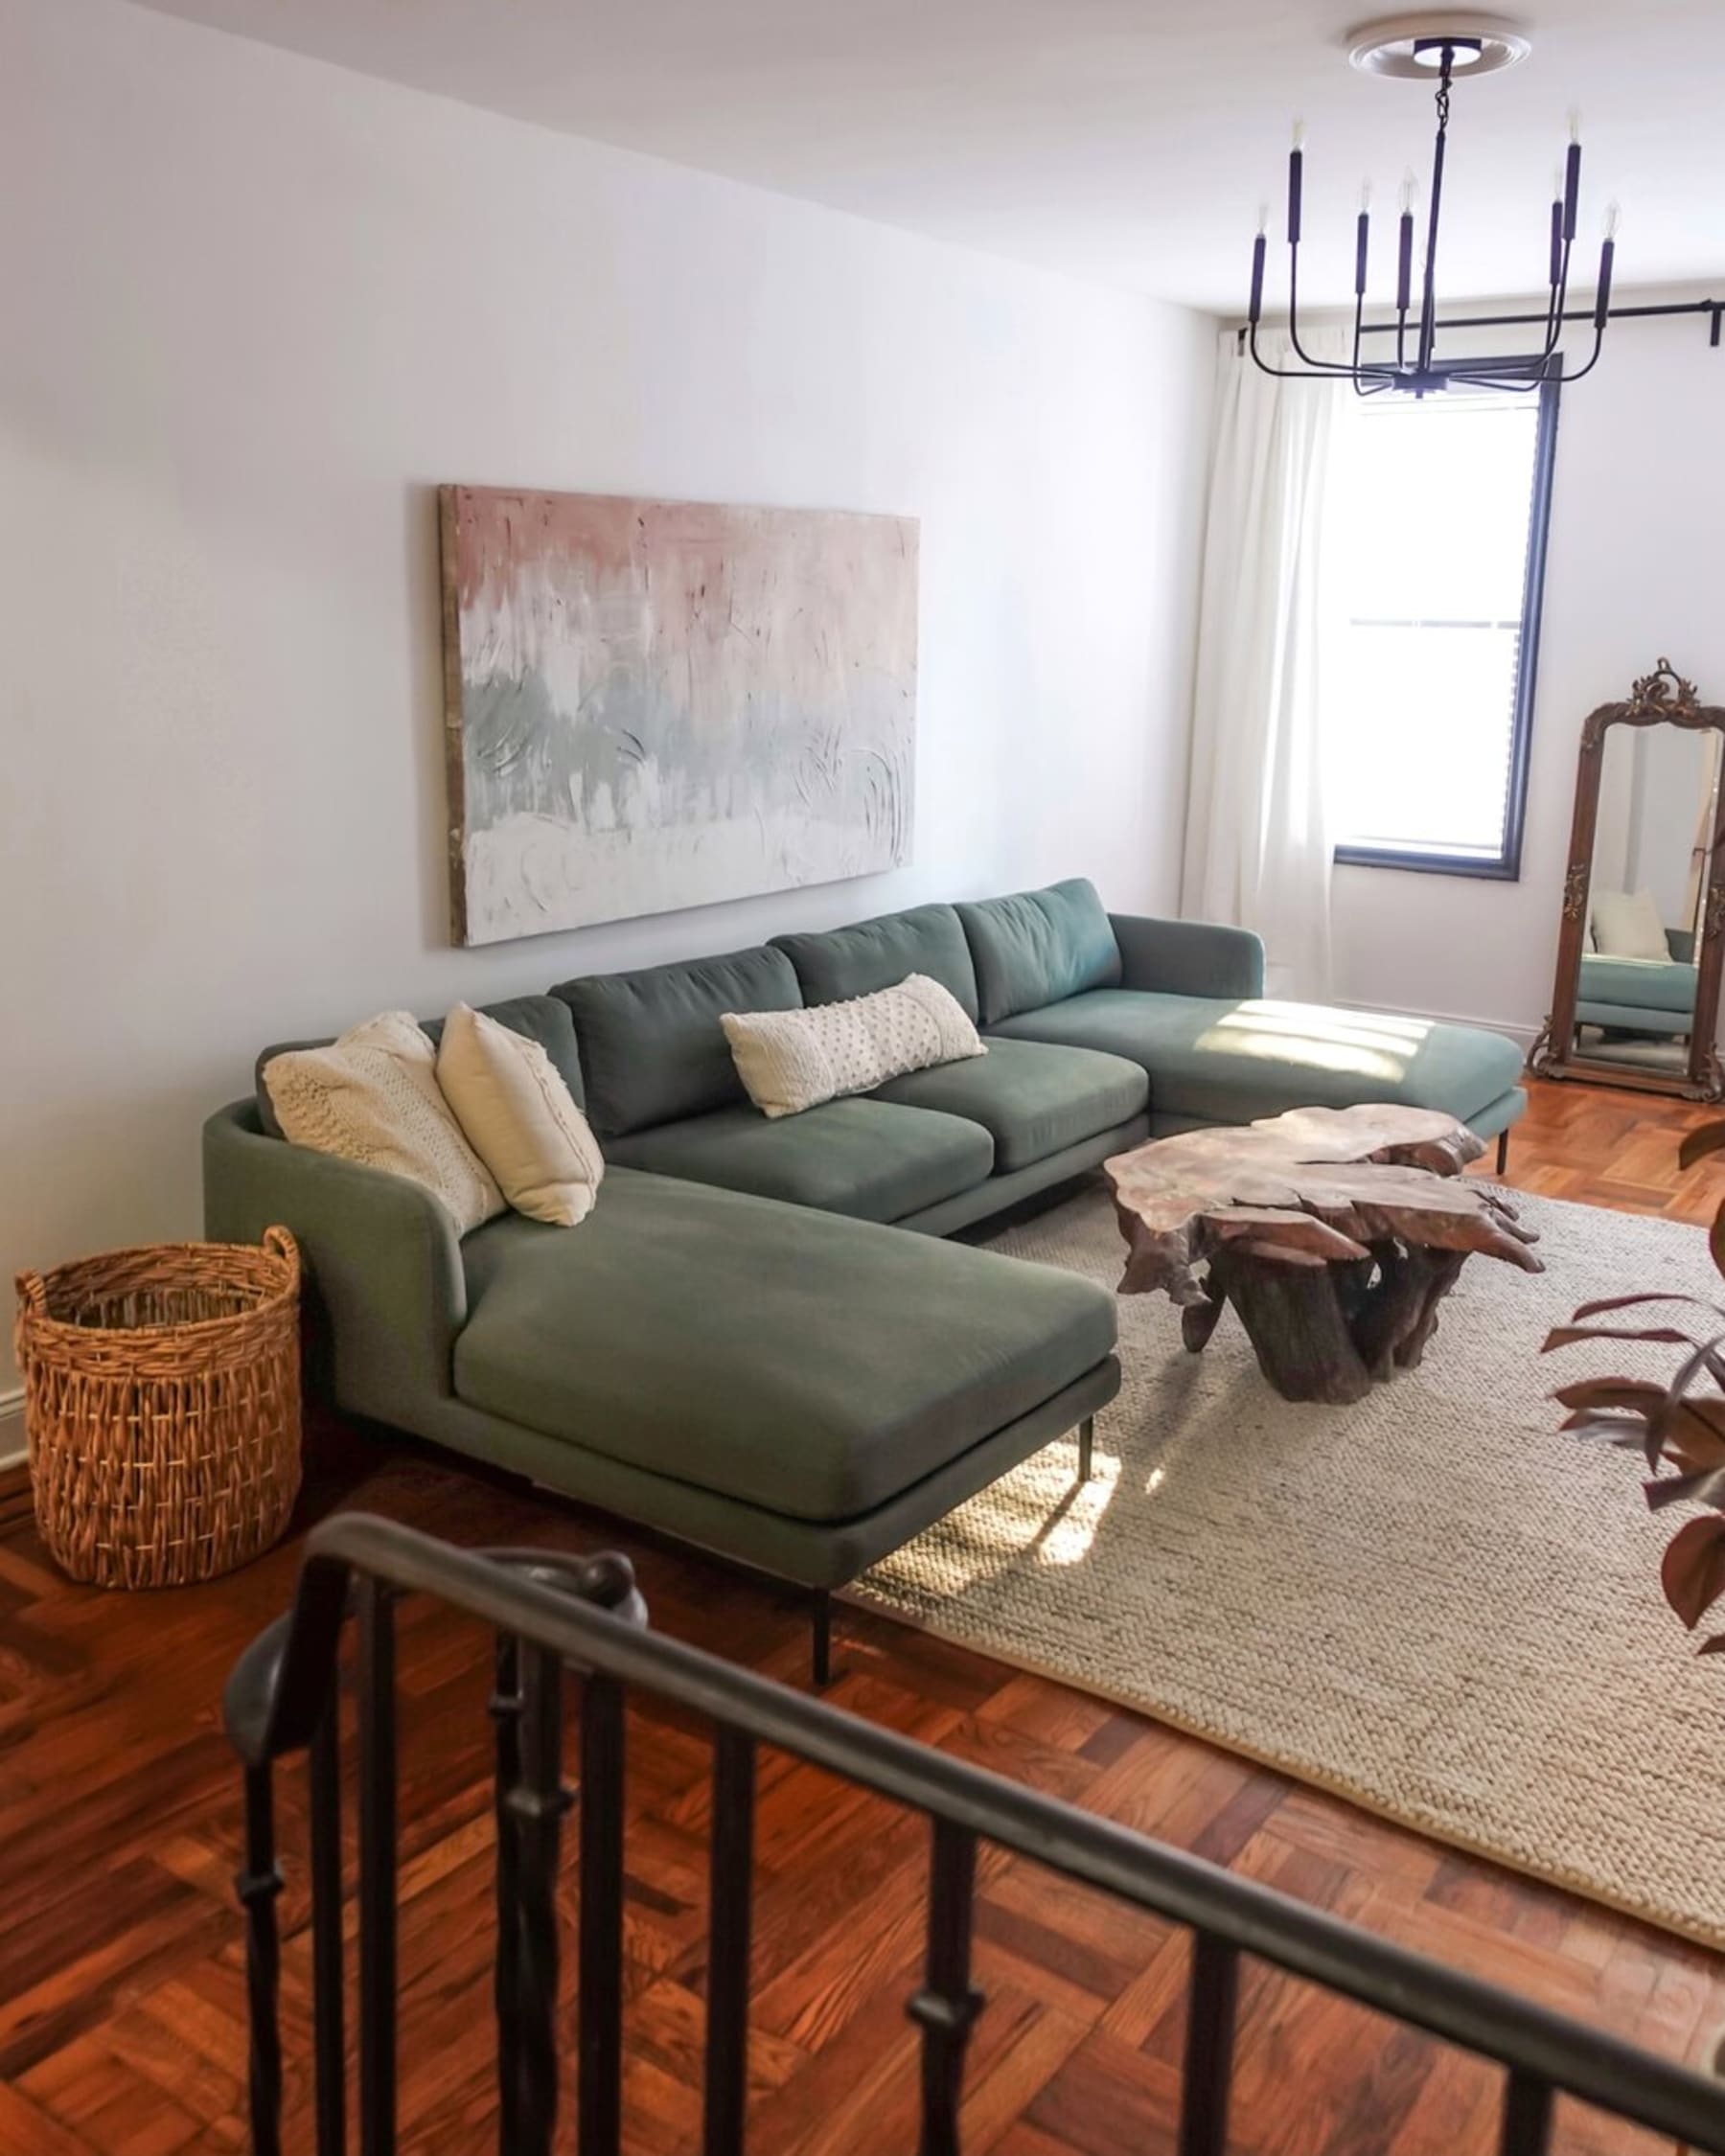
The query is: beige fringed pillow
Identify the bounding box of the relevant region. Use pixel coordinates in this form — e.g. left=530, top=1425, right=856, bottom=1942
left=263, top=1011, right=505, bottom=1233
left=723, top=973, right=985, bottom=1119
left=436, top=1003, right=605, bottom=1227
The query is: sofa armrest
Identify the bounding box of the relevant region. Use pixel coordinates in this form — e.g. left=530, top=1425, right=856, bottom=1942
left=1108, top=914, right=1266, bottom=1000
left=202, top=1100, right=468, bottom=1424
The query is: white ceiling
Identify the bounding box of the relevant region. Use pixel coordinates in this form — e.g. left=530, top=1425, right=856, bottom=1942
left=133, top=0, right=1725, bottom=310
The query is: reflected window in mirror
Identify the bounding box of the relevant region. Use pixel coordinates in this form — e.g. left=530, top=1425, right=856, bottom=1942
left=1325, top=378, right=1560, bottom=880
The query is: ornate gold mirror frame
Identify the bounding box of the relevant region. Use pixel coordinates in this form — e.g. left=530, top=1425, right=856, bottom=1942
left=1531, top=661, right=1725, bottom=1102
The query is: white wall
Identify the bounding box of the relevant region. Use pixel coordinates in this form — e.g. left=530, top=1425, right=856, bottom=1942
left=0, top=0, right=1215, bottom=1397
left=1330, top=304, right=1725, bottom=1044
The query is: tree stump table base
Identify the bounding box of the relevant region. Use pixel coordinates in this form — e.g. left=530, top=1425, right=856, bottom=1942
left=1105, top=1105, right=1542, bottom=1405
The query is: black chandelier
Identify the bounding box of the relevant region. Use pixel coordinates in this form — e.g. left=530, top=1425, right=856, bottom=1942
left=1246, top=14, right=1617, bottom=396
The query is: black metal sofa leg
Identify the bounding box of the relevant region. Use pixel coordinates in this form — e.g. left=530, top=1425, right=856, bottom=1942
left=808, top=1414, right=1099, bottom=1686
left=812, top=1589, right=833, bottom=1689
left=1496, top=1129, right=1509, bottom=1176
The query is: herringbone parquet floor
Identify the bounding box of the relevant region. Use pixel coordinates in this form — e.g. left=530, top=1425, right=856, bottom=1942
left=4, top=1076, right=1725, bottom=2155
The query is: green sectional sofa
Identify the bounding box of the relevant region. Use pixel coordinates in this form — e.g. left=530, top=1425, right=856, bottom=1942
left=204, top=878, right=1525, bottom=1678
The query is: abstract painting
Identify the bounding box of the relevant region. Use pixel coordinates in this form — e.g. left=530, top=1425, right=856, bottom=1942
left=438, top=487, right=918, bottom=945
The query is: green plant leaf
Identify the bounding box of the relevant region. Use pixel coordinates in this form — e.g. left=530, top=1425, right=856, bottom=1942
left=1661, top=1515, right=1725, bottom=1628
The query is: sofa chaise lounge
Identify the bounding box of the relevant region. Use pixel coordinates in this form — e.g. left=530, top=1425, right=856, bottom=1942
left=204, top=879, right=1525, bottom=1677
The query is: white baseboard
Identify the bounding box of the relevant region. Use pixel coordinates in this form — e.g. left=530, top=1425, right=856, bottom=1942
left=0, top=1387, right=24, bottom=1472
left=1333, top=998, right=1540, bottom=1058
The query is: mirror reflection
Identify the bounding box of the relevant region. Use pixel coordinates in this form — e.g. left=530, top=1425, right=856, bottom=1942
left=1574, top=722, right=1721, bottom=1074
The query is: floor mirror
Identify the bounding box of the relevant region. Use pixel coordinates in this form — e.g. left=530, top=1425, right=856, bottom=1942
left=1532, top=661, right=1725, bottom=1101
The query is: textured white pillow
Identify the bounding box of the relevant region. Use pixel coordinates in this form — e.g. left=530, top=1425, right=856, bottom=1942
left=264, top=1011, right=505, bottom=1233
left=436, top=1003, right=605, bottom=1227
left=723, top=974, right=985, bottom=1119
left=1591, top=888, right=1669, bottom=962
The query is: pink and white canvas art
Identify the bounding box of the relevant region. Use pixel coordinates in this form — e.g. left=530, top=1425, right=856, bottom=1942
left=438, top=488, right=918, bottom=946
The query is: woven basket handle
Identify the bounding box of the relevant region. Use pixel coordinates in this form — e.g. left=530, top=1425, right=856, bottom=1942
left=14, top=1271, right=46, bottom=1319
left=262, top=1226, right=300, bottom=1281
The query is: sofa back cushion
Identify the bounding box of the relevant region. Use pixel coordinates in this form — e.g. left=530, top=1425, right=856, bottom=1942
left=554, top=945, right=802, bottom=1138
left=255, top=993, right=585, bottom=1138
left=770, top=903, right=979, bottom=1020
left=955, top=879, right=1123, bottom=1025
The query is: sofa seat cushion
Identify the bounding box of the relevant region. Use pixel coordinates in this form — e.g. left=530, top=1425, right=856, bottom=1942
left=872, top=1038, right=1148, bottom=1173
left=989, top=992, right=1527, bottom=1126
left=605, top=1097, right=994, bottom=1222
left=454, top=1168, right=1116, bottom=1523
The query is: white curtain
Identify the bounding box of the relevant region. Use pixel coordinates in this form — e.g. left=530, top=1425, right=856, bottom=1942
left=1180, top=326, right=1349, bottom=1000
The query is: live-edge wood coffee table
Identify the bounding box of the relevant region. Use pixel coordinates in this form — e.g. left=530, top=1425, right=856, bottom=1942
left=1103, top=1104, right=1542, bottom=1405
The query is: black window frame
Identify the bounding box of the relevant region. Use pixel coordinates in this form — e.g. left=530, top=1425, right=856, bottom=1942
left=1331, top=371, right=1562, bottom=882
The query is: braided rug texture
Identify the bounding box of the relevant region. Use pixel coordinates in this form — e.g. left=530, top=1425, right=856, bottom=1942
left=853, top=1184, right=1725, bottom=1947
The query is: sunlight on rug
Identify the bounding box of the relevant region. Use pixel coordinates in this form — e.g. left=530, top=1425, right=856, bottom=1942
left=852, top=1184, right=1725, bottom=1948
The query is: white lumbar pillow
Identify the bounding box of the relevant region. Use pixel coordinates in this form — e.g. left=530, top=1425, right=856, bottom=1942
left=723, top=973, right=985, bottom=1119
left=435, top=1003, right=605, bottom=1227
left=264, top=1011, right=505, bottom=1233
left=1591, top=888, right=1670, bottom=962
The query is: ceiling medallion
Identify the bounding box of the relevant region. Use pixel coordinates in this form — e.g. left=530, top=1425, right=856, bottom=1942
left=1245, top=11, right=1618, bottom=396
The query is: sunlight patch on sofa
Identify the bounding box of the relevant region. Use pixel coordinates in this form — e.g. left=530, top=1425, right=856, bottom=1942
left=1196, top=1001, right=1434, bottom=1083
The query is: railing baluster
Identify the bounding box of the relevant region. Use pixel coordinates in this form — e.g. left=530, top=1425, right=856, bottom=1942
left=492, top=1633, right=525, bottom=2156
left=1499, top=2070, right=1554, bottom=2156
left=908, top=1818, right=983, bottom=2156
left=1178, top=1932, right=1239, bottom=2156
left=357, top=1576, right=398, bottom=2156
left=238, top=1762, right=285, bottom=2156
left=578, top=1670, right=626, bottom=2156
left=702, top=1727, right=756, bottom=2156
left=518, top=1643, right=570, bottom=2156
left=308, top=1700, right=346, bottom=2156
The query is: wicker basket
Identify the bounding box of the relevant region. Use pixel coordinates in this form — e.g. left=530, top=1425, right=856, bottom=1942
left=14, top=1229, right=303, bottom=1589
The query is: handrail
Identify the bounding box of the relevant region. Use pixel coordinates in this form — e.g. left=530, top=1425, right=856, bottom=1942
left=227, top=1511, right=1725, bottom=2154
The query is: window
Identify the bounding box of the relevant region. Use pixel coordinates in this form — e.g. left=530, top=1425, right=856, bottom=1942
left=1325, top=378, right=1559, bottom=878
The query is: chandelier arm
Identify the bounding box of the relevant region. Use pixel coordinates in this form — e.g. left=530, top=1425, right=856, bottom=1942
left=1246, top=318, right=1355, bottom=380
left=1283, top=245, right=1365, bottom=375
left=1537, top=238, right=1574, bottom=363
left=1552, top=320, right=1608, bottom=384
left=1541, top=238, right=1567, bottom=354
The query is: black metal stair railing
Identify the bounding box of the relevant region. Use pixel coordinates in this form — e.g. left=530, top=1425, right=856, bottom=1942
left=224, top=1512, right=1725, bottom=2156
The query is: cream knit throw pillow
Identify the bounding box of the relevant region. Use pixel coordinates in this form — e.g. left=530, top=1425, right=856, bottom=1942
left=436, top=1003, right=606, bottom=1227
left=723, top=974, right=985, bottom=1119
left=264, top=1011, right=505, bottom=1233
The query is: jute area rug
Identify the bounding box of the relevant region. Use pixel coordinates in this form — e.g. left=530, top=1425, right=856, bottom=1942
left=852, top=1184, right=1725, bottom=1949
